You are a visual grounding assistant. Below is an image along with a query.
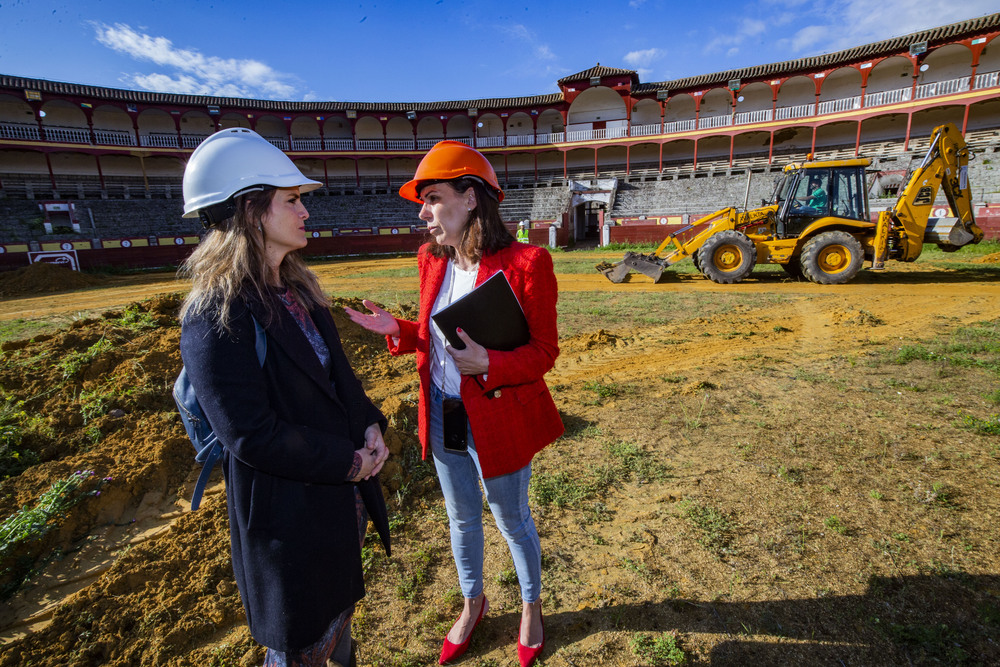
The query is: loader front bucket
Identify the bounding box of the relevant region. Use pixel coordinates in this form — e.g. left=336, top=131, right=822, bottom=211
left=622, top=252, right=669, bottom=283
left=596, top=260, right=632, bottom=283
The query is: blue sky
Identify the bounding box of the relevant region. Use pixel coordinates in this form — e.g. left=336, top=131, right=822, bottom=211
left=0, top=0, right=996, bottom=103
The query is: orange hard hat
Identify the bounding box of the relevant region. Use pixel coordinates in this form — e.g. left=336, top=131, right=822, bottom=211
left=399, top=140, right=504, bottom=203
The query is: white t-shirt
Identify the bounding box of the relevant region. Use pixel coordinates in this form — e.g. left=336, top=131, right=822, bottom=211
left=430, top=260, right=479, bottom=396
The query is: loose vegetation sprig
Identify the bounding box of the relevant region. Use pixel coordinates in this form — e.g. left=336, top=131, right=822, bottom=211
left=630, top=630, right=687, bottom=666
left=0, top=470, right=111, bottom=560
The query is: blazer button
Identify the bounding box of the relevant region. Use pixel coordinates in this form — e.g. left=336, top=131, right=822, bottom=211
left=492, top=389, right=502, bottom=398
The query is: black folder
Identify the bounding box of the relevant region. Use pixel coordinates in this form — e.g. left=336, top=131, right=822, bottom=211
left=431, top=271, right=529, bottom=351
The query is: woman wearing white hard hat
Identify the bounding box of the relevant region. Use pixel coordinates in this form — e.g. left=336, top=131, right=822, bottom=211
left=178, top=128, right=390, bottom=667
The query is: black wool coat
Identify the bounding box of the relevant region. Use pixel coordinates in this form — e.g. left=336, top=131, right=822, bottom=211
left=180, top=290, right=390, bottom=652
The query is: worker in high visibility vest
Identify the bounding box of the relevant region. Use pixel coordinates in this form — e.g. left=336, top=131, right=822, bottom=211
left=517, top=220, right=529, bottom=243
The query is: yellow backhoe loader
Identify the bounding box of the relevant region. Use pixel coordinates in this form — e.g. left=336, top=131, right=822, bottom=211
left=597, top=123, right=983, bottom=285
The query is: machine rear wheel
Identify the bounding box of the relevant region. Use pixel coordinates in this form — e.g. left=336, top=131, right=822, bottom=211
left=800, top=231, right=864, bottom=284
left=698, top=230, right=757, bottom=284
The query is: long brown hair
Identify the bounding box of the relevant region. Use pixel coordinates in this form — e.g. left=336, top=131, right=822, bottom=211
left=423, top=177, right=513, bottom=264
left=179, top=188, right=328, bottom=332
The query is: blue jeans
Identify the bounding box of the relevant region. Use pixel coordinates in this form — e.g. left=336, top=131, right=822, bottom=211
left=429, top=383, right=542, bottom=603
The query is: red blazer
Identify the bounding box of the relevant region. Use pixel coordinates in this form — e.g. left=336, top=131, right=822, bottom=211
left=388, top=241, right=564, bottom=478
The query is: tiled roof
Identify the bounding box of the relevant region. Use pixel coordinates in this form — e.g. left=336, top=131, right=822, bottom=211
left=558, top=65, right=639, bottom=84
left=0, top=75, right=562, bottom=112
left=635, top=12, right=1000, bottom=93
left=2, top=13, right=997, bottom=112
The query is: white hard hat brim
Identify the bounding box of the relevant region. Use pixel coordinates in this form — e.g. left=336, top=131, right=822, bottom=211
left=182, top=128, right=323, bottom=218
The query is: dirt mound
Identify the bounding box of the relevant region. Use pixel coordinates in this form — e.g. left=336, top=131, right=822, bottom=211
left=560, top=329, right=620, bottom=354
left=0, top=262, right=108, bottom=298
left=972, top=251, right=1000, bottom=264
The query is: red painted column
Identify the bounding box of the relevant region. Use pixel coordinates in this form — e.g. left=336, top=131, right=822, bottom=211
left=44, top=152, right=56, bottom=193
left=95, top=155, right=105, bottom=191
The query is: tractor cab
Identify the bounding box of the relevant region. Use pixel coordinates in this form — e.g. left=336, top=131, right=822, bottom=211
left=771, top=158, right=871, bottom=238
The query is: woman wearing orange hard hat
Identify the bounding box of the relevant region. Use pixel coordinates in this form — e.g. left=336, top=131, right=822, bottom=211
left=347, top=140, right=562, bottom=666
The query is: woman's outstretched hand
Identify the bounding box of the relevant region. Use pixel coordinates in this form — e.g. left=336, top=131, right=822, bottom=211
left=344, top=299, right=401, bottom=338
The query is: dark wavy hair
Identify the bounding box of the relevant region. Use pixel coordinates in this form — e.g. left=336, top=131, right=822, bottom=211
left=422, top=176, right=513, bottom=264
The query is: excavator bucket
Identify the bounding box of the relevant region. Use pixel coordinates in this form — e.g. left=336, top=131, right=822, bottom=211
left=597, top=253, right=669, bottom=283
left=596, top=260, right=632, bottom=283
left=622, top=252, right=669, bottom=283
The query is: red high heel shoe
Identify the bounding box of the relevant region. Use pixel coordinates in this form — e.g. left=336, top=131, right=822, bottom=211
left=517, top=609, right=544, bottom=667
left=439, top=596, right=487, bottom=665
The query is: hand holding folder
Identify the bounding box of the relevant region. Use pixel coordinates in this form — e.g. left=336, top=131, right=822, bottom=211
left=431, top=271, right=529, bottom=351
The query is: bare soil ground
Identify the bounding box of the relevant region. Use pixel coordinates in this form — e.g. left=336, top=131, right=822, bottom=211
left=1, top=250, right=999, bottom=666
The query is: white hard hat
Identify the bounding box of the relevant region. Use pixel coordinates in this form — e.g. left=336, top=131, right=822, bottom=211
left=182, top=128, right=322, bottom=223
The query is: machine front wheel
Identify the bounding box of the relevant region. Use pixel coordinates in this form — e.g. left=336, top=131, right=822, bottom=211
left=698, top=230, right=757, bottom=284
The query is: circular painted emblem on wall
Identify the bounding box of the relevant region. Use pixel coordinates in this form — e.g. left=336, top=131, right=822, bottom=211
left=391, top=228, right=398, bottom=234
left=0, top=246, right=5, bottom=254
left=659, top=218, right=667, bottom=225
left=174, top=237, right=184, bottom=245
left=61, top=242, right=73, bottom=251
left=312, top=231, right=320, bottom=238
left=932, top=207, right=948, bottom=217
left=122, top=239, right=132, bottom=248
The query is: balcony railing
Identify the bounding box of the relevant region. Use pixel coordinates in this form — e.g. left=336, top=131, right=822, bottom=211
left=416, top=138, right=442, bottom=150
left=385, top=138, right=414, bottom=150
left=94, top=129, right=136, bottom=146
left=182, top=134, right=208, bottom=149
left=733, top=109, right=773, bottom=125
left=0, top=122, right=41, bottom=140
left=976, top=70, right=999, bottom=89
left=663, top=119, right=696, bottom=133
left=141, top=133, right=179, bottom=148
left=291, top=138, right=323, bottom=151
left=775, top=104, right=814, bottom=120
left=698, top=114, right=733, bottom=129
left=3, top=70, right=996, bottom=159
left=818, top=96, right=861, bottom=115
left=863, top=86, right=911, bottom=107
left=916, top=76, right=970, bottom=99
left=43, top=125, right=91, bottom=143
left=324, top=138, right=354, bottom=150
left=630, top=123, right=661, bottom=137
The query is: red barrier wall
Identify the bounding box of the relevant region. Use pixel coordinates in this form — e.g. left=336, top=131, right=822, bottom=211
left=0, top=230, right=430, bottom=272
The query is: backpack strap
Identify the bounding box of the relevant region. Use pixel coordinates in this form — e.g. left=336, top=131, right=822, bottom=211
left=190, top=316, right=266, bottom=509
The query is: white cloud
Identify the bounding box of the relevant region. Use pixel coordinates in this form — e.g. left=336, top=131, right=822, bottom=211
left=536, top=44, right=557, bottom=61
left=624, top=48, right=664, bottom=68
left=92, top=22, right=300, bottom=100
left=787, top=0, right=999, bottom=55
left=702, top=14, right=773, bottom=59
